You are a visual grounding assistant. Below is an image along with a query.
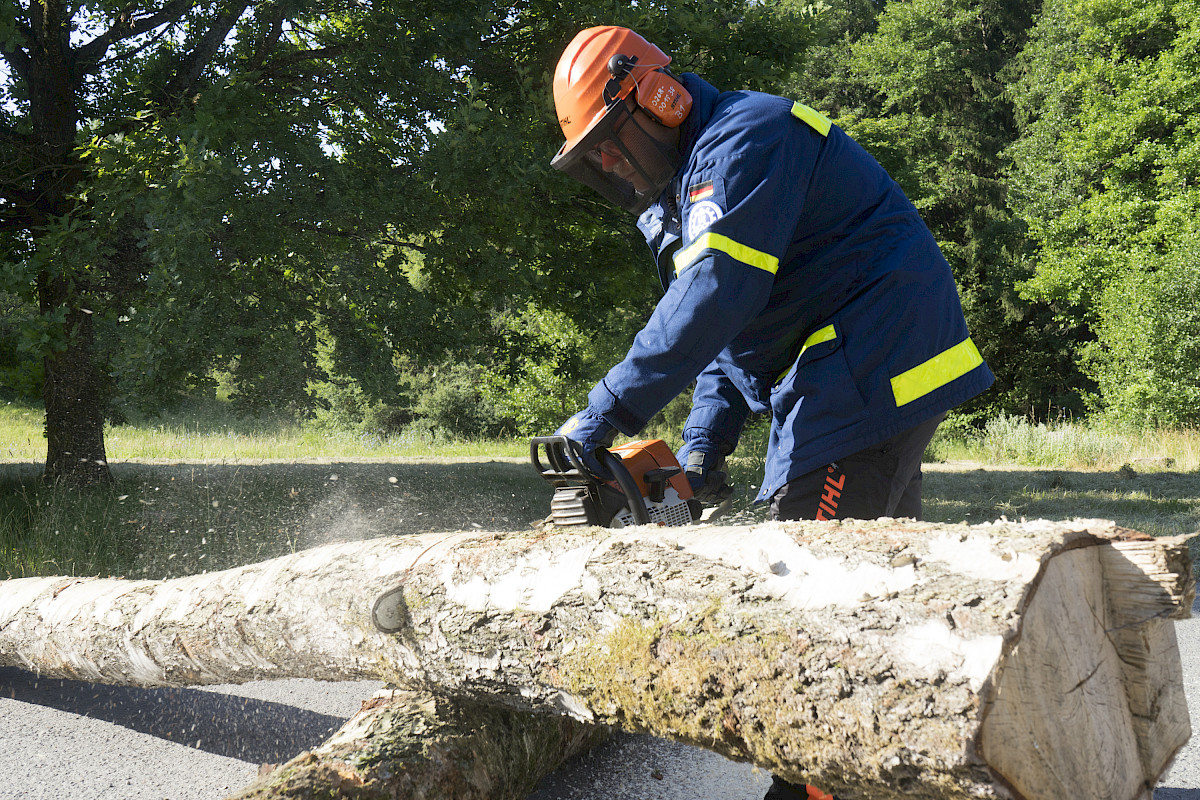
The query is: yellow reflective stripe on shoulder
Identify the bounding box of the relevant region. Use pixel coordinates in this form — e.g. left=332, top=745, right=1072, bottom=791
left=673, top=231, right=780, bottom=277
left=775, top=324, right=837, bottom=384
left=791, top=101, right=832, bottom=137
left=891, top=337, right=984, bottom=407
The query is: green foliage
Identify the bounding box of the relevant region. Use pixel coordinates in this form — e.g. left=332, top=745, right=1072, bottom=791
left=0, top=293, right=43, bottom=401
left=311, top=355, right=511, bottom=441
left=1081, top=230, right=1200, bottom=425
left=1008, top=0, right=1200, bottom=423
left=479, top=303, right=627, bottom=436
left=410, top=361, right=510, bottom=439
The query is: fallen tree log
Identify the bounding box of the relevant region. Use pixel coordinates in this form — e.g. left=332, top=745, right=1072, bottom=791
left=229, top=687, right=606, bottom=800
left=0, top=518, right=1192, bottom=799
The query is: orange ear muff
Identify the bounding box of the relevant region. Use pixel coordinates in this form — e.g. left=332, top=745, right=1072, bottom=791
left=634, top=69, right=692, bottom=128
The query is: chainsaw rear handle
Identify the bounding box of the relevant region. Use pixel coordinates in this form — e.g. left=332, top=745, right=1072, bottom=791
left=530, top=435, right=651, bottom=526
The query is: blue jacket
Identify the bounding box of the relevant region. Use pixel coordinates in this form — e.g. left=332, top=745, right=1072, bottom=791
left=587, top=74, right=993, bottom=502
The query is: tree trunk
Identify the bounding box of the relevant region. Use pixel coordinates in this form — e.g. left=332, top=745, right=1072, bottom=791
left=229, top=688, right=607, bottom=800
left=39, top=285, right=112, bottom=486
left=0, top=518, right=1191, bottom=800
left=27, top=0, right=112, bottom=486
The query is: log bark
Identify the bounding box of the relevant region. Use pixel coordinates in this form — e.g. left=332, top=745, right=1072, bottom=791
left=0, top=518, right=1192, bottom=800
left=228, top=687, right=607, bottom=800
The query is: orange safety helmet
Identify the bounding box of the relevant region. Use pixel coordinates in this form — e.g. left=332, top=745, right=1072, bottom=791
left=550, top=26, right=692, bottom=214
left=554, top=26, right=691, bottom=151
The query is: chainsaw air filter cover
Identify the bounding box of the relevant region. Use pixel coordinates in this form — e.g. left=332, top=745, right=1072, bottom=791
left=611, top=485, right=694, bottom=528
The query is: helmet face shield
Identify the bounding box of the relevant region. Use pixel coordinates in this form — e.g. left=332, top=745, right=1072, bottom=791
left=551, top=101, right=680, bottom=215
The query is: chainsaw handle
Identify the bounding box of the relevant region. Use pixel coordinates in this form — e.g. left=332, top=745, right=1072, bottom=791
left=530, top=435, right=589, bottom=477
left=598, top=449, right=651, bottom=526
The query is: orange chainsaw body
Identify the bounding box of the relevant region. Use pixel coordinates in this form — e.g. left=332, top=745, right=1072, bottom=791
left=607, top=439, right=694, bottom=501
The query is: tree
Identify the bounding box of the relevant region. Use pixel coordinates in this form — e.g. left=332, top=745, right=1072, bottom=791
left=1, top=0, right=824, bottom=485
left=1007, top=0, right=1200, bottom=424
left=1, top=0, right=493, bottom=483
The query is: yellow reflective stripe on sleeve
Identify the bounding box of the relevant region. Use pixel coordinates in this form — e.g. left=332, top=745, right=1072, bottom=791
left=673, top=232, right=780, bottom=276
left=775, top=324, right=837, bottom=384
left=890, top=337, right=984, bottom=407
left=791, top=101, right=832, bottom=137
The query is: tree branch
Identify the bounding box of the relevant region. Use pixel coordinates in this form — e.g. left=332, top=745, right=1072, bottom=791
left=72, top=0, right=196, bottom=75
left=265, top=44, right=351, bottom=69
left=92, top=23, right=174, bottom=71
left=0, top=11, right=33, bottom=82
left=163, top=1, right=251, bottom=101
left=247, top=2, right=287, bottom=72
left=0, top=122, right=33, bottom=152
left=0, top=208, right=37, bottom=232
left=1, top=47, right=29, bottom=82
left=380, top=237, right=427, bottom=252
left=0, top=179, right=42, bottom=207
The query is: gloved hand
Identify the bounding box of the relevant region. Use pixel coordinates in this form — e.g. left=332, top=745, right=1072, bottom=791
left=555, top=407, right=618, bottom=478
left=679, top=444, right=734, bottom=504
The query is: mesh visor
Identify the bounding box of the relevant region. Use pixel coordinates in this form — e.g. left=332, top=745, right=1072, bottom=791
left=551, top=102, right=679, bottom=215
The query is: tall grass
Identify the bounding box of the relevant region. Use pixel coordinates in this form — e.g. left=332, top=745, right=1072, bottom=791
left=0, top=399, right=537, bottom=580
left=8, top=400, right=1195, bottom=470
left=930, top=414, right=1200, bottom=470
left=1, top=399, right=528, bottom=462
left=0, top=473, right=142, bottom=578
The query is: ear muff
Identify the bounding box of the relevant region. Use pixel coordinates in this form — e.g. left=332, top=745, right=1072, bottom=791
left=633, top=68, right=692, bottom=127
left=605, top=53, right=692, bottom=128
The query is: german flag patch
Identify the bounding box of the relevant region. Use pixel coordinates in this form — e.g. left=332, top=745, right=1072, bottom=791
left=687, top=180, right=714, bottom=203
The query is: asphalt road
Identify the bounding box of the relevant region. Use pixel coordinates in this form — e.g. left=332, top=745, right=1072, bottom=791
left=2, top=601, right=1199, bottom=800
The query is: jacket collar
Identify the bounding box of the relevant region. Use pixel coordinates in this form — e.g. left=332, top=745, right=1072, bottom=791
left=677, top=73, right=721, bottom=168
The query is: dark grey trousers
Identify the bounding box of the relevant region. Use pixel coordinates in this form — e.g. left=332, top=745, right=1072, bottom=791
left=769, top=413, right=945, bottom=522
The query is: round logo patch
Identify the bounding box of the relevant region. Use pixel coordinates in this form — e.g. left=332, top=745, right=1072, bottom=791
left=686, top=200, right=724, bottom=240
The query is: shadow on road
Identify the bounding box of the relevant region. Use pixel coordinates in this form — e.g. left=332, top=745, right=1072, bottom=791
left=0, top=667, right=345, bottom=764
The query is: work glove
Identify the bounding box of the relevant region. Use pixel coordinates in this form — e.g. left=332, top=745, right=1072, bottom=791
left=555, top=407, right=618, bottom=479
left=678, top=443, right=734, bottom=504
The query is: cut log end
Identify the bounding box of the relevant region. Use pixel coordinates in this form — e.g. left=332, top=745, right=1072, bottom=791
left=978, top=535, right=1193, bottom=800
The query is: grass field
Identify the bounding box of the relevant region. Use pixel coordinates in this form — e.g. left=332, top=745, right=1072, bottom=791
left=3, top=400, right=1199, bottom=580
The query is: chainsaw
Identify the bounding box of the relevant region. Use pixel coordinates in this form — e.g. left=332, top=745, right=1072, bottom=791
left=531, top=435, right=701, bottom=528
